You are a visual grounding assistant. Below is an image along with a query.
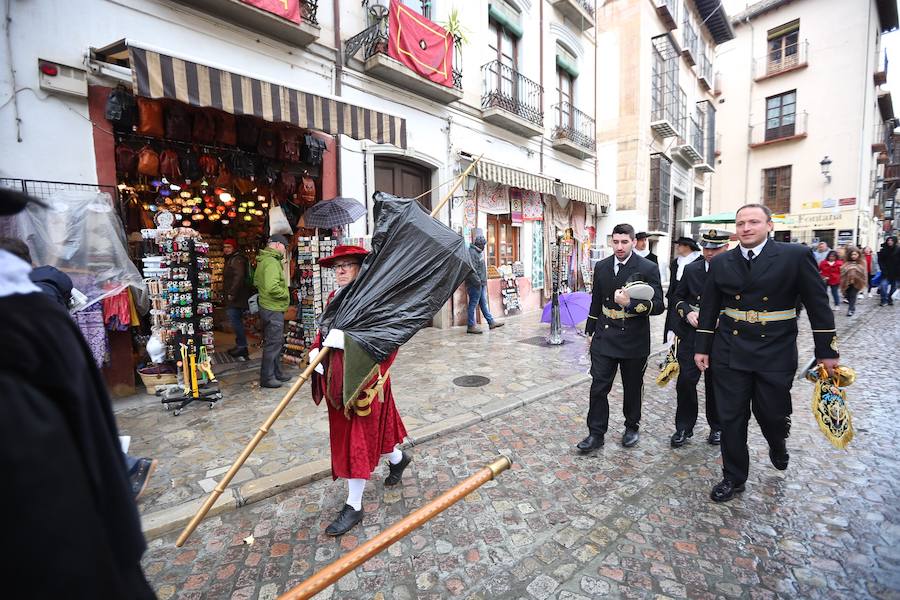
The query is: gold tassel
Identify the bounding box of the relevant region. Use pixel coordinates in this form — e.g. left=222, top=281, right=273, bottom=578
left=810, top=365, right=855, bottom=450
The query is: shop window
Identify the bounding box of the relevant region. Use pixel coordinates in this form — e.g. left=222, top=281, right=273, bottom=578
left=486, top=213, right=519, bottom=271
left=765, top=90, right=796, bottom=141
left=762, top=165, right=792, bottom=214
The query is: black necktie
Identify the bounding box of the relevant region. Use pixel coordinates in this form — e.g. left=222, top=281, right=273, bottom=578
left=615, top=262, right=624, bottom=276
left=747, top=250, right=755, bottom=271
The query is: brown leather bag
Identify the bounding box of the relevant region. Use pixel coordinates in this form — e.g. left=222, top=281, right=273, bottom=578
left=165, top=103, right=192, bottom=141
left=199, top=154, right=219, bottom=177
left=233, top=177, right=253, bottom=195
left=215, top=165, right=233, bottom=188
left=298, top=176, right=316, bottom=207
left=214, top=111, right=237, bottom=146
left=137, top=146, right=160, bottom=177
left=278, top=128, right=301, bottom=162
left=279, top=172, right=297, bottom=197
left=160, top=149, right=182, bottom=181
left=192, top=108, right=217, bottom=144
left=136, top=97, right=165, bottom=137
left=116, top=145, right=138, bottom=177
left=257, top=127, right=278, bottom=159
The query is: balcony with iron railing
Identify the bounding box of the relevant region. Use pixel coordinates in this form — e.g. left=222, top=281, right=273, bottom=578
left=654, top=0, right=678, bottom=31
left=674, top=117, right=704, bottom=164
left=551, top=0, right=595, bottom=31
left=754, top=39, right=809, bottom=81
left=749, top=111, right=808, bottom=147
left=551, top=102, right=596, bottom=158
left=651, top=85, right=685, bottom=138
left=344, top=3, right=463, bottom=104
left=681, top=19, right=698, bottom=67
left=875, top=50, right=888, bottom=86
left=697, top=53, right=713, bottom=91
left=173, top=0, right=319, bottom=46
left=696, top=127, right=717, bottom=173
left=481, top=60, right=544, bottom=137
left=873, top=121, right=891, bottom=154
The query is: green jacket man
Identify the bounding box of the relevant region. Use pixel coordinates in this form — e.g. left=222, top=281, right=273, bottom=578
left=254, top=235, right=292, bottom=388
left=254, top=245, right=290, bottom=312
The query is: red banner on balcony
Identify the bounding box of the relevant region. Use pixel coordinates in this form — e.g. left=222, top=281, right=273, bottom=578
left=240, top=0, right=300, bottom=24
left=387, top=0, right=453, bottom=88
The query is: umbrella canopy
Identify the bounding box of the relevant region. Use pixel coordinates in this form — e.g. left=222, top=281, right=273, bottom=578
left=540, top=291, right=592, bottom=326
left=679, top=211, right=786, bottom=224
left=302, top=196, right=367, bottom=228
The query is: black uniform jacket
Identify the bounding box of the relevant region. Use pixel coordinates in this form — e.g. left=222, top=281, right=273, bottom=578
left=664, top=255, right=703, bottom=342
left=672, top=258, right=708, bottom=351
left=585, top=253, right=665, bottom=358
left=696, top=241, right=839, bottom=371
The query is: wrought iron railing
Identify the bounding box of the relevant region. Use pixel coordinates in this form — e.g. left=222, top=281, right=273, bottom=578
left=654, top=0, right=678, bottom=22
left=682, top=18, right=698, bottom=60
left=691, top=117, right=704, bottom=160
left=756, top=39, right=808, bottom=78
left=481, top=60, right=544, bottom=128
left=344, top=3, right=462, bottom=90
left=552, top=101, right=595, bottom=151
left=750, top=111, right=808, bottom=145
left=300, top=0, right=319, bottom=25
left=651, top=85, right=685, bottom=136
left=575, top=0, right=595, bottom=18
left=699, top=52, right=713, bottom=84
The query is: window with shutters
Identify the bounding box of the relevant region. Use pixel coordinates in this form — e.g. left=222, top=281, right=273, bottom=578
left=649, top=153, right=672, bottom=231
left=761, top=165, right=792, bottom=214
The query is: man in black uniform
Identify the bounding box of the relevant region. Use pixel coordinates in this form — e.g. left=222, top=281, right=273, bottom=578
left=580, top=223, right=665, bottom=450
left=669, top=230, right=729, bottom=448
left=695, top=204, right=839, bottom=502
left=663, top=236, right=702, bottom=343
left=634, top=231, right=658, bottom=264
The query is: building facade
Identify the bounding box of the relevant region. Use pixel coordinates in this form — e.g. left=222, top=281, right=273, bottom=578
left=0, top=0, right=608, bottom=328
left=710, top=0, right=898, bottom=249
left=596, top=0, right=733, bottom=279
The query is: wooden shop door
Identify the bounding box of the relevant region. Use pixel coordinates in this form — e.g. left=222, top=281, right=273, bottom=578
left=374, top=157, right=432, bottom=211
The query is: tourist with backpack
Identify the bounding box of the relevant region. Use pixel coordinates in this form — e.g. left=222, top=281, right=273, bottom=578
left=223, top=238, right=254, bottom=360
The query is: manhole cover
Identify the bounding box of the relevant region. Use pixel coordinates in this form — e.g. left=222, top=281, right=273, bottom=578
left=453, top=375, right=491, bottom=387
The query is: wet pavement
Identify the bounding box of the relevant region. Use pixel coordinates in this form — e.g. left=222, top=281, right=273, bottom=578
left=140, top=295, right=899, bottom=599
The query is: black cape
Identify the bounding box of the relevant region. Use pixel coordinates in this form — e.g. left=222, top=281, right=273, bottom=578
left=0, top=292, right=154, bottom=599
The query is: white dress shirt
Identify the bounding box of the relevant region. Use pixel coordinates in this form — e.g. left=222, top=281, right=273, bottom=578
left=614, top=252, right=633, bottom=276
left=740, top=239, right=768, bottom=261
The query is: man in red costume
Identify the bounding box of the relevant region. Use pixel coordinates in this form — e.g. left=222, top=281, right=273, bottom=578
left=309, top=245, right=412, bottom=536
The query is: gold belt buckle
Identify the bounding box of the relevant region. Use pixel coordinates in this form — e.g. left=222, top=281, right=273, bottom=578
left=746, top=310, right=760, bottom=323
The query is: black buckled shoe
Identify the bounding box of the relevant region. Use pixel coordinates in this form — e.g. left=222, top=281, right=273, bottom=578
left=710, top=479, right=745, bottom=503
left=274, top=371, right=292, bottom=382
left=576, top=435, right=604, bottom=452
left=670, top=430, right=692, bottom=448
left=769, top=444, right=789, bottom=470
left=622, top=428, right=640, bottom=448
left=384, top=451, right=413, bottom=486
left=707, top=430, right=722, bottom=445
left=129, top=458, right=158, bottom=501
left=325, top=504, right=364, bottom=536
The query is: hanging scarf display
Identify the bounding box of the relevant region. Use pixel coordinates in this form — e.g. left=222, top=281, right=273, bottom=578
left=476, top=181, right=510, bottom=215
left=510, top=188, right=524, bottom=226
left=522, top=190, right=543, bottom=221
left=532, top=223, right=544, bottom=289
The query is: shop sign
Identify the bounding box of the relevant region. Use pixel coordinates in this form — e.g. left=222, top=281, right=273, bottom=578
left=822, top=198, right=836, bottom=208
left=240, top=0, right=301, bottom=24
left=838, top=197, right=857, bottom=206
left=837, top=229, right=854, bottom=244
left=779, top=210, right=858, bottom=231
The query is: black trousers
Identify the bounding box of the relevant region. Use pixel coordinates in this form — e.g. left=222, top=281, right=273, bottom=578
left=587, top=353, right=647, bottom=436
left=710, top=364, right=794, bottom=485
left=674, top=354, right=720, bottom=434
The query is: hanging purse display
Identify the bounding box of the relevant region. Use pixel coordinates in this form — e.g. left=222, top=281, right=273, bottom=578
left=298, top=175, right=316, bottom=207
left=278, top=127, right=301, bottom=162
left=215, top=165, right=233, bottom=188
left=301, top=134, right=327, bottom=165
left=116, top=145, right=138, bottom=177
left=192, top=108, right=217, bottom=144
left=179, top=147, right=202, bottom=181
left=199, top=154, right=219, bottom=177
left=268, top=201, right=293, bottom=236
left=160, top=149, right=183, bottom=181
left=105, top=87, right=137, bottom=132
left=137, top=97, right=165, bottom=137
left=257, top=127, right=278, bottom=159
left=165, top=103, right=192, bottom=141
left=137, top=146, right=160, bottom=177
left=236, top=115, right=260, bottom=150
left=214, top=110, right=237, bottom=146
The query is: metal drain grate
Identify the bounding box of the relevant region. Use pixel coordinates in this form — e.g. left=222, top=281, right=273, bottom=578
left=453, top=375, right=491, bottom=387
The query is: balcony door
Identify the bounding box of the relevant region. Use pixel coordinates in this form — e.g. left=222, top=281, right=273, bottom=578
left=765, top=90, right=796, bottom=141
left=557, top=68, right=574, bottom=129
left=489, top=19, right=518, bottom=104
left=374, top=157, right=432, bottom=211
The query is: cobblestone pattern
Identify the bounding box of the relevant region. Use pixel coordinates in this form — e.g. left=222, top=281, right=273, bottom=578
left=141, top=298, right=899, bottom=599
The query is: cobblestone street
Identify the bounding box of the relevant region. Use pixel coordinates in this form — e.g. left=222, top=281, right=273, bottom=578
left=142, top=299, right=900, bottom=599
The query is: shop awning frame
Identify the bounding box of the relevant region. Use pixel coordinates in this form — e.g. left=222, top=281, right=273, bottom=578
left=92, top=40, right=407, bottom=149
left=462, top=153, right=609, bottom=208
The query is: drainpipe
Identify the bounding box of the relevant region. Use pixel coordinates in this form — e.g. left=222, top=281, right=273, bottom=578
left=856, top=0, right=875, bottom=245
left=539, top=0, right=544, bottom=174
left=332, top=0, right=342, bottom=95
left=742, top=16, right=753, bottom=203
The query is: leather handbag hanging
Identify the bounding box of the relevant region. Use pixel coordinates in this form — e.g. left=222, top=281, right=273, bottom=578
left=301, top=134, right=327, bottom=165
left=298, top=175, right=316, bottom=207
left=236, top=115, right=260, bottom=150
left=105, top=88, right=137, bottom=132
left=278, top=127, right=301, bottom=162
left=137, top=146, right=160, bottom=177
left=116, top=145, right=138, bottom=177
left=179, top=147, right=202, bottom=181
left=257, top=127, right=278, bottom=159
left=165, top=103, right=192, bottom=141
left=278, top=172, right=297, bottom=197
left=136, top=97, right=165, bottom=137
left=215, top=165, right=233, bottom=188
left=191, top=108, right=217, bottom=144
left=160, top=149, right=182, bottom=181
left=199, top=154, right=219, bottom=177
left=214, top=111, right=237, bottom=146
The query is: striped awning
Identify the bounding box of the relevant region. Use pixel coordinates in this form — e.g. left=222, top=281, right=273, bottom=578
left=470, top=155, right=609, bottom=208
left=127, top=45, right=406, bottom=148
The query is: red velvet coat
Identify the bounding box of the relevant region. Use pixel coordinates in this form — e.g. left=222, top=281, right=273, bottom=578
left=311, top=294, right=408, bottom=480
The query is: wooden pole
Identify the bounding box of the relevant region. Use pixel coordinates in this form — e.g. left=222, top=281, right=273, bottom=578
left=175, top=347, right=332, bottom=547
left=278, top=454, right=512, bottom=600
left=430, top=153, right=483, bottom=219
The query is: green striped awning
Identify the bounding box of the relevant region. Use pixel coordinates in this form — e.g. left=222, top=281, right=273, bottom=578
left=128, top=45, right=407, bottom=148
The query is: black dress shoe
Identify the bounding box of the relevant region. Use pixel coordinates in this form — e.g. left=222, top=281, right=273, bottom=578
left=260, top=379, right=282, bottom=389
left=670, top=430, right=692, bottom=448
left=622, top=428, right=639, bottom=448
left=325, top=504, right=364, bottom=536
left=707, top=430, right=721, bottom=445
left=576, top=435, right=604, bottom=452
left=384, top=451, right=413, bottom=486
left=710, top=479, right=745, bottom=502
left=274, top=372, right=292, bottom=382
left=769, top=444, right=789, bottom=470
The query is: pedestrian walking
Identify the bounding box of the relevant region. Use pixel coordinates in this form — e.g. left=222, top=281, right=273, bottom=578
left=465, top=233, right=503, bottom=334
left=818, top=250, right=843, bottom=308
left=877, top=236, right=899, bottom=306
left=308, top=245, right=412, bottom=536
left=863, top=246, right=879, bottom=298
left=580, top=223, right=664, bottom=451
left=223, top=238, right=253, bottom=360
left=663, top=236, right=702, bottom=343
left=253, top=234, right=292, bottom=388
left=840, top=247, right=867, bottom=317
left=812, top=240, right=830, bottom=265
left=634, top=231, right=659, bottom=264
left=669, top=230, right=730, bottom=448
left=695, top=204, right=839, bottom=503
left=0, top=188, right=155, bottom=599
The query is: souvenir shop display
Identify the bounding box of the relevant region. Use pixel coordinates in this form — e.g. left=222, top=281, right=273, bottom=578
left=498, top=265, right=521, bottom=315
left=288, top=235, right=338, bottom=360
left=282, top=321, right=306, bottom=367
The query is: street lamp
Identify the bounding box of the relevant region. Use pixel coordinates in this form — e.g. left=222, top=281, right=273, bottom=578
left=820, top=156, right=832, bottom=183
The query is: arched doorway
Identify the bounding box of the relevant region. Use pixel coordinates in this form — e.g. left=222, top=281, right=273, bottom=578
left=373, top=156, right=432, bottom=211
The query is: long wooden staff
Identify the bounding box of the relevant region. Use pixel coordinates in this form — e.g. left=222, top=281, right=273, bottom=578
left=176, top=153, right=484, bottom=548
left=278, top=454, right=512, bottom=600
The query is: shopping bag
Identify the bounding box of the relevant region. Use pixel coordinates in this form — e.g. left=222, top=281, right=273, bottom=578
left=268, top=203, right=293, bottom=236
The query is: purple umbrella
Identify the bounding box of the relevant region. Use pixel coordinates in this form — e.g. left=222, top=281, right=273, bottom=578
left=302, top=196, right=367, bottom=228
left=540, top=291, right=593, bottom=326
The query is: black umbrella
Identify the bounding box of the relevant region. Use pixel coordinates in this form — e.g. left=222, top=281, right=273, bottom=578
left=302, top=196, right=367, bottom=228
